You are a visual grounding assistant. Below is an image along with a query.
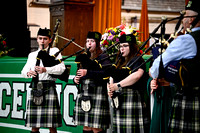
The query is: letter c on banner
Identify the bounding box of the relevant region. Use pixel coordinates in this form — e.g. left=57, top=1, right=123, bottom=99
left=0, top=82, right=11, bottom=117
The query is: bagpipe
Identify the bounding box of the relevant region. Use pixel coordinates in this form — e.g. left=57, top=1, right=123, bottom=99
left=40, top=38, right=82, bottom=82
left=107, top=11, right=186, bottom=104
left=75, top=47, right=102, bottom=71
left=126, top=12, right=185, bottom=86
left=74, top=41, right=120, bottom=71
left=101, top=39, right=158, bottom=83
left=162, top=13, right=200, bottom=89
left=153, top=12, right=185, bottom=84
left=30, top=19, right=61, bottom=88
left=30, top=19, right=85, bottom=87
left=100, top=15, right=176, bottom=83
left=150, top=12, right=186, bottom=102
left=30, top=44, right=45, bottom=88
left=149, top=11, right=200, bottom=101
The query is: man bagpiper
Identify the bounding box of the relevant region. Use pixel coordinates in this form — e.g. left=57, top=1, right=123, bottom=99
left=149, top=0, right=200, bottom=132
left=21, top=28, right=65, bottom=133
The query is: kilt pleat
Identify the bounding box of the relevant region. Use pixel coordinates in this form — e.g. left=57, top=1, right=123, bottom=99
left=73, top=79, right=110, bottom=129
left=168, top=91, right=200, bottom=133
left=26, top=86, right=62, bottom=128
left=112, top=89, right=149, bottom=133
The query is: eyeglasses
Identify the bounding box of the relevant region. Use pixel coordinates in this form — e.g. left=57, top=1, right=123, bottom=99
left=118, top=44, right=129, bottom=49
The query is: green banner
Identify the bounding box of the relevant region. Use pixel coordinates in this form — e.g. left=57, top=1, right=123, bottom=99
left=0, top=56, right=83, bottom=133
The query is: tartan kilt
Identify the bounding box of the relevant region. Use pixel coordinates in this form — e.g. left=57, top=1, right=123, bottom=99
left=168, top=89, right=200, bottom=133
left=112, top=89, right=149, bottom=133
left=25, top=85, right=62, bottom=128
left=73, top=79, right=110, bottom=129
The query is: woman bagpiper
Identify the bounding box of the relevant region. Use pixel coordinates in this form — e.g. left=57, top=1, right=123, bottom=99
left=73, top=31, right=110, bottom=133
left=108, top=34, right=149, bottom=133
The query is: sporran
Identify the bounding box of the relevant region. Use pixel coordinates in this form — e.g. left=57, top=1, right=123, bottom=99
left=32, top=82, right=44, bottom=105
left=80, top=96, right=92, bottom=112
left=111, top=92, right=122, bottom=110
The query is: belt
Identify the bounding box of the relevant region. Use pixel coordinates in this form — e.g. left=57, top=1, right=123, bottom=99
left=121, top=87, right=134, bottom=92
left=34, top=80, right=55, bottom=89
left=178, top=86, right=200, bottom=96
left=38, top=80, right=55, bottom=84
left=180, top=86, right=200, bottom=91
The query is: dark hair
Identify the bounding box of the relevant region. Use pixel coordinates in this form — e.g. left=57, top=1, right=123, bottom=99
left=116, top=41, right=138, bottom=68
left=94, top=39, right=102, bottom=59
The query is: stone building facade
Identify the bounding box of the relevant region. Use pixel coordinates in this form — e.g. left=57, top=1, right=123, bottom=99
left=121, top=0, right=185, bottom=34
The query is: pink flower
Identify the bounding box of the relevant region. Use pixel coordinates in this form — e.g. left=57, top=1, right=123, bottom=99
left=107, top=35, right=114, bottom=41
left=119, top=24, right=125, bottom=30
left=102, top=33, right=109, bottom=40
left=116, top=38, right=119, bottom=42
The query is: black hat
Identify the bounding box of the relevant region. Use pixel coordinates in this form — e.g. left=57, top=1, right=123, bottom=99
left=119, top=34, right=136, bottom=44
left=87, top=31, right=102, bottom=42
left=37, top=28, right=51, bottom=38
left=185, top=0, right=200, bottom=14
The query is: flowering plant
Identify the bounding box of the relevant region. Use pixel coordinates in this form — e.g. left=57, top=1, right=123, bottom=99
left=100, top=24, right=142, bottom=56
left=0, top=34, right=14, bottom=57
